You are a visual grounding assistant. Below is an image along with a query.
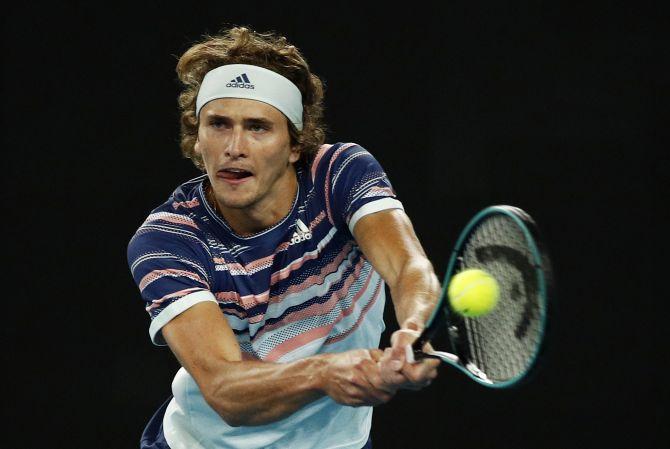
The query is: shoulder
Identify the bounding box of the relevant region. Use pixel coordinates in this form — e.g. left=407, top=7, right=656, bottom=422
left=128, top=175, right=211, bottom=261
left=309, top=142, right=374, bottom=182
left=169, top=175, right=208, bottom=211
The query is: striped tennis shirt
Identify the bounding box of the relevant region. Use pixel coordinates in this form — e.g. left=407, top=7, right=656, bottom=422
left=127, top=142, right=403, bottom=449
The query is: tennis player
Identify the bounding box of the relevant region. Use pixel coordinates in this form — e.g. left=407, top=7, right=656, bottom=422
left=127, top=26, right=440, bottom=449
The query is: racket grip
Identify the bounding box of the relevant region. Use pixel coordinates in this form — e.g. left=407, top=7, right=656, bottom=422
left=411, top=329, right=431, bottom=355
left=409, top=346, right=440, bottom=363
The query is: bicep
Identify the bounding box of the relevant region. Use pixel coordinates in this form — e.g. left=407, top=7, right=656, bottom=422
left=162, top=301, right=242, bottom=389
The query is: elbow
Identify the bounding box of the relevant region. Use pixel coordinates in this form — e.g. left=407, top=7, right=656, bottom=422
left=202, top=385, right=246, bottom=427
left=218, top=411, right=245, bottom=428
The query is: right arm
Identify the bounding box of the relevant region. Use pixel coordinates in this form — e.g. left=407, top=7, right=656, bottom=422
left=162, top=301, right=394, bottom=427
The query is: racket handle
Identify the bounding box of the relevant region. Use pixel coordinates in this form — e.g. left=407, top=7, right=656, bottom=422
left=412, top=305, right=446, bottom=353
left=408, top=345, right=442, bottom=363
left=412, top=348, right=460, bottom=365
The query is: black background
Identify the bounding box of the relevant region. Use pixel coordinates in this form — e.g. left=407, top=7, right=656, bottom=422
left=4, top=3, right=662, bottom=449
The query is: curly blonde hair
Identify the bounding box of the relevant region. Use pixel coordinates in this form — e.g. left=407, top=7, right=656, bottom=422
left=176, top=26, right=326, bottom=170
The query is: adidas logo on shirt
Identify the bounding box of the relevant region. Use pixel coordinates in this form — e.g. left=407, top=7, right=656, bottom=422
left=290, top=219, right=312, bottom=245
left=226, top=73, right=255, bottom=89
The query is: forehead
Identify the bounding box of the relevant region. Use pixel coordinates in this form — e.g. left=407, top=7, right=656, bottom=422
left=200, top=98, right=287, bottom=122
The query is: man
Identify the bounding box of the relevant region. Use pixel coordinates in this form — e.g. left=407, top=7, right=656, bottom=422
left=128, top=27, right=441, bottom=449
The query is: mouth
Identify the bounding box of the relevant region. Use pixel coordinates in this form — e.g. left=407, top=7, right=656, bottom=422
left=217, top=167, right=254, bottom=185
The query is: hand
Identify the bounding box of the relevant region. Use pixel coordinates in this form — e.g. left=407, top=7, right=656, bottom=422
left=319, top=349, right=396, bottom=406
left=379, top=322, right=439, bottom=391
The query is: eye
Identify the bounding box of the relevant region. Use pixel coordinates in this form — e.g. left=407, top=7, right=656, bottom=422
left=249, top=123, right=270, bottom=132
left=209, top=117, right=228, bottom=129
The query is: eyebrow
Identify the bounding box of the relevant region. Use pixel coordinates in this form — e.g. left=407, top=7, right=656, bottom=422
left=206, top=113, right=274, bottom=126
left=244, top=117, right=274, bottom=127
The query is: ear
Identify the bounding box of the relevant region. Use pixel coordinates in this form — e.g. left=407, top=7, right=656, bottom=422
left=288, top=144, right=301, bottom=164
left=194, top=138, right=201, bottom=155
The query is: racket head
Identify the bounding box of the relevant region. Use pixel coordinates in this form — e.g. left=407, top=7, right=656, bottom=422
left=421, top=205, right=553, bottom=388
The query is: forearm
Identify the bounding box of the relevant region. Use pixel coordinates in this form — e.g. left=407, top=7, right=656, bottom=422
left=388, top=257, right=441, bottom=329
left=163, top=302, right=391, bottom=426
left=351, top=210, right=441, bottom=389
left=200, top=355, right=328, bottom=426
left=352, top=210, right=441, bottom=330
left=163, top=302, right=331, bottom=426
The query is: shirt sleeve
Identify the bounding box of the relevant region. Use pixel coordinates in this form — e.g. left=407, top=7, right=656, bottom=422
left=127, top=212, right=218, bottom=345
left=322, top=143, right=404, bottom=234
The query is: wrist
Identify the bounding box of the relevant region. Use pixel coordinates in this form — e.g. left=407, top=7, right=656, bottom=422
left=400, top=317, right=424, bottom=332
left=306, top=354, right=332, bottom=393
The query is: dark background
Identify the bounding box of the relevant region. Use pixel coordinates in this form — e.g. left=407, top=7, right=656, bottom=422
left=4, top=2, right=662, bottom=449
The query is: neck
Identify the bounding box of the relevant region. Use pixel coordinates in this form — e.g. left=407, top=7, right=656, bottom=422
left=207, top=172, right=298, bottom=237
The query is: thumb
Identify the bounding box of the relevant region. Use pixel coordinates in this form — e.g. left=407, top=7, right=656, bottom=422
left=380, top=348, right=406, bottom=384
left=390, top=328, right=420, bottom=363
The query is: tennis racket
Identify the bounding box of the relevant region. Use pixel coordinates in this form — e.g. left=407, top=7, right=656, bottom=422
left=410, top=205, right=553, bottom=388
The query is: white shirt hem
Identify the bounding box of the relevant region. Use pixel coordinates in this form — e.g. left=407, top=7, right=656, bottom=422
left=348, top=198, right=404, bottom=234
left=149, top=290, right=217, bottom=345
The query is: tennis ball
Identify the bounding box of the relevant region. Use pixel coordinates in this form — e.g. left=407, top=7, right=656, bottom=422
left=448, top=269, right=500, bottom=317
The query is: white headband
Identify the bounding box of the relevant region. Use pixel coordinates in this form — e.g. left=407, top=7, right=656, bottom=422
left=196, top=64, right=304, bottom=131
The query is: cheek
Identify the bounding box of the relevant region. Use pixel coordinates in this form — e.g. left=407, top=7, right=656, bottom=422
left=194, top=137, right=213, bottom=163
left=196, top=144, right=208, bottom=163
left=194, top=126, right=215, bottom=157
left=194, top=128, right=208, bottom=156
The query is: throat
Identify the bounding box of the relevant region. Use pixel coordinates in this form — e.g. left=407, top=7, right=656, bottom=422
left=206, top=176, right=299, bottom=237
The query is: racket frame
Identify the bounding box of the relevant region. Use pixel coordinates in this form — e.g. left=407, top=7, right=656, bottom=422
left=414, top=205, right=553, bottom=388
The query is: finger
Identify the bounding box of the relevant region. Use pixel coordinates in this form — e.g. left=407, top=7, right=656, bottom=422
left=405, top=344, right=416, bottom=364
left=369, top=348, right=384, bottom=362
left=391, top=330, right=423, bottom=368
left=360, top=359, right=397, bottom=395
left=405, top=362, right=435, bottom=380
left=355, top=361, right=396, bottom=403
left=379, top=350, right=409, bottom=385
left=401, top=360, right=440, bottom=384
left=422, top=341, right=435, bottom=353
left=390, top=328, right=421, bottom=349
left=419, top=358, right=441, bottom=369
left=395, top=371, right=435, bottom=390
left=429, top=359, right=441, bottom=369
left=380, top=347, right=403, bottom=372
left=388, top=334, right=412, bottom=370
left=399, top=368, right=437, bottom=390
left=354, top=383, right=394, bottom=405
left=379, top=363, right=408, bottom=384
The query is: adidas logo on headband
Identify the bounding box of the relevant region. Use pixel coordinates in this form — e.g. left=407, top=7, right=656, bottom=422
left=226, top=73, right=255, bottom=89
left=197, top=64, right=303, bottom=130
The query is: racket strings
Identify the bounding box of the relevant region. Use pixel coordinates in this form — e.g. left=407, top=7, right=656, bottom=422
left=459, top=214, right=544, bottom=382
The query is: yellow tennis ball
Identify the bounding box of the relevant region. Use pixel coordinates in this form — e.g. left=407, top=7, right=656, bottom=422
left=448, top=269, right=500, bottom=317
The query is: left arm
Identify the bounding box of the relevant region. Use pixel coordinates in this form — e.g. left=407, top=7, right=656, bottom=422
left=353, top=208, right=441, bottom=389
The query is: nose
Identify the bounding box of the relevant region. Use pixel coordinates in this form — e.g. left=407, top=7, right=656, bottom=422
left=225, top=127, right=247, bottom=158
